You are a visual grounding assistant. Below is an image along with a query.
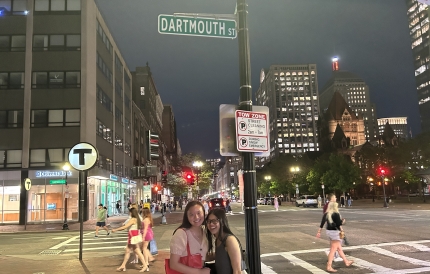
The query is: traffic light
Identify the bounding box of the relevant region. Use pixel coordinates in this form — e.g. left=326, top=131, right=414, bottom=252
left=184, top=172, right=195, bottom=185
left=377, top=166, right=388, bottom=177
left=146, top=130, right=159, bottom=161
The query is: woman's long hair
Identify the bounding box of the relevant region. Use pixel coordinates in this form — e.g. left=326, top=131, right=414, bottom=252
left=130, top=207, right=142, bottom=229
left=175, top=201, right=205, bottom=232
left=142, top=207, right=153, bottom=226
left=326, top=201, right=339, bottom=224
left=206, top=208, right=235, bottom=252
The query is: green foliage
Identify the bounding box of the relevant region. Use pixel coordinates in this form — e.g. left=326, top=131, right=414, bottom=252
left=165, top=173, right=187, bottom=197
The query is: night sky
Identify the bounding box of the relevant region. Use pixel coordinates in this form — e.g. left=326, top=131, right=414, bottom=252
left=95, top=0, right=420, bottom=159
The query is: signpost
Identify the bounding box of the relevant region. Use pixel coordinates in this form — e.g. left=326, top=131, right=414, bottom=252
left=24, top=178, right=31, bottom=230
left=158, top=14, right=237, bottom=39
left=68, top=142, right=98, bottom=261
left=235, top=110, right=268, bottom=153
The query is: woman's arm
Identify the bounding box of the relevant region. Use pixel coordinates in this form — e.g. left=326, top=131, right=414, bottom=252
left=142, top=218, right=149, bottom=238
left=316, top=213, right=326, bottom=237
left=112, top=218, right=135, bottom=232
left=225, top=236, right=243, bottom=274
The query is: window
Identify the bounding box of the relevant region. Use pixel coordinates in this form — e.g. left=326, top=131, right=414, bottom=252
left=0, top=110, right=23, bottom=128
left=32, top=71, right=80, bottom=88
left=96, top=53, right=112, bottom=84
left=125, top=118, right=131, bottom=133
left=124, top=94, right=130, bottom=109
left=115, top=53, right=123, bottom=72
left=0, top=36, right=10, bottom=51
left=29, top=148, right=68, bottom=167
left=31, top=109, right=80, bottom=127
left=115, top=134, right=123, bottom=150
left=33, top=34, right=80, bottom=51
left=124, top=73, right=131, bottom=88
left=0, top=0, right=28, bottom=15
left=124, top=142, right=131, bottom=156
left=0, top=72, right=24, bottom=89
left=34, top=0, right=80, bottom=11
left=6, top=150, right=21, bottom=167
left=115, top=107, right=123, bottom=125
left=96, top=85, right=113, bottom=112
left=96, top=119, right=112, bottom=143
left=96, top=20, right=112, bottom=54
left=115, top=80, right=123, bottom=98
left=11, top=35, right=25, bottom=51
left=30, top=149, right=45, bottom=166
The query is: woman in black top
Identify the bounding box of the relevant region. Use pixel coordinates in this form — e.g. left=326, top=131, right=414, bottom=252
left=206, top=208, right=245, bottom=274
left=316, top=201, right=354, bottom=272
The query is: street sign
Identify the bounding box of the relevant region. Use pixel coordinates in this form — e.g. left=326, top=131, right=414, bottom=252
left=68, top=142, right=98, bottom=171
left=50, top=179, right=66, bottom=185
left=235, top=110, right=269, bottom=152
left=24, top=178, right=31, bottom=191
left=158, top=14, right=237, bottom=39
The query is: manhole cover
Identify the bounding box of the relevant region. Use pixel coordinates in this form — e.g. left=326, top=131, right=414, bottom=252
left=39, top=250, right=62, bottom=255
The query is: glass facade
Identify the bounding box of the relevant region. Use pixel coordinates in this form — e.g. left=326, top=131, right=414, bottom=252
left=0, top=172, right=20, bottom=223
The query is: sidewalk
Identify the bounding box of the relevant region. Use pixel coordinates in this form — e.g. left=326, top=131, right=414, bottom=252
left=0, top=250, right=170, bottom=274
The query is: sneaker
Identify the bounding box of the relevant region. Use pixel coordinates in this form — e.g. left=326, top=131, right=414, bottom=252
left=107, top=231, right=110, bottom=236
left=94, top=235, right=98, bottom=238
left=334, top=257, right=344, bottom=262
left=324, top=250, right=330, bottom=256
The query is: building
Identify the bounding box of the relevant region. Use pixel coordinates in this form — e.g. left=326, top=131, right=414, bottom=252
left=319, top=59, right=377, bottom=141
left=406, top=0, right=430, bottom=133
left=0, top=0, right=164, bottom=224
left=319, top=91, right=366, bottom=153
left=162, top=105, right=178, bottom=166
left=377, top=117, right=409, bottom=140
left=256, top=64, right=320, bottom=162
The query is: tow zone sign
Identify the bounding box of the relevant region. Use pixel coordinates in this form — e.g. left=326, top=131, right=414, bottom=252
left=235, top=110, right=269, bottom=152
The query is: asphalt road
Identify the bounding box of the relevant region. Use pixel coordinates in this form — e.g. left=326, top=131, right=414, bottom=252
left=1, top=204, right=430, bottom=273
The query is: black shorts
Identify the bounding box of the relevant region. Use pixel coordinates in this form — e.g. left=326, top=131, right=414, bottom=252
left=96, top=222, right=106, bottom=227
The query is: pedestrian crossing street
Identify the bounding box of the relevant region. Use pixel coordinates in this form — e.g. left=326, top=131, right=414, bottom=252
left=260, top=240, right=430, bottom=274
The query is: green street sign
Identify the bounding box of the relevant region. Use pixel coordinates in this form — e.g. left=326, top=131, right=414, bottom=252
left=158, top=14, right=237, bottom=39
left=50, top=179, right=66, bottom=185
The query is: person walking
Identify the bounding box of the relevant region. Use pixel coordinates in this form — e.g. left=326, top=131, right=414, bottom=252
left=116, top=201, right=120, bottom=215
left=203, top=200, right=209, bottom=215
left=141, top=207, right=155, bottom=271
left=111, top=207, right=148, bottom=272
left=94, top=204, right=110, bottom=237
left=316, top=201, right=354, bottom=272
left=317, top=195, right=322, bottom=208
left=274, top=195, right=279, bottom=211
left=168, top=201, right=210, bottom=274
left=347, top=193, right=352, bottom=207
left=206, top=208, right=247, bottom=274
left=340, top=194, right=345, bottom=208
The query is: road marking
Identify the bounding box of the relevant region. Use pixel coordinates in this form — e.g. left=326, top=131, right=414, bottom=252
left=347, top=255, right=393, bottom=273
left=261, top=263, right=277, bottom=274
left=62, top=245, right=126, bottom=252
left=364, top=246, right=430, bottom=266
left=66, top=240, right=126, bottom=246
left=50, top=236, right=78, bottom=250
left=408, top=243, right=430, bottom=252
left=280, top=253, right=327, bottom=274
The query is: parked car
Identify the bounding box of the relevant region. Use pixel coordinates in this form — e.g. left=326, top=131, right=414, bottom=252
left=295, top=195, right=318, bottom=207
left=208, top=198, right=226, bottom=211
left=257, top=198, right=265, bottom=204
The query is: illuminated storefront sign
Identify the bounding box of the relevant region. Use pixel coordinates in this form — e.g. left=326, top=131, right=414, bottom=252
left=109, top=174, right=118, bottom=181
left=122, top=178, right=129, bottom=184
left=35, top=170, right=72, bottom=178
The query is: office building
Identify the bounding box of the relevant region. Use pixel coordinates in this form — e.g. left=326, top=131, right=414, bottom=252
left=319, top=59, right=377, bottom=141
left=256, top=64, right=320, bottom=161
left=406, top=0, right=430, bottom=132
left=377, top=117, right=409, bottom=140
left=0, top=0, right=153, bottom=224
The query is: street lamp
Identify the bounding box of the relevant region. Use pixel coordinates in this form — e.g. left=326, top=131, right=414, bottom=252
left=62, top=163, right=70, bottom=230
left=193, top=161, right=203, bottom=199
left=290, top=166, right=300, bottom=198
left=378, top=167, right=389, bottom=208
left=264, top=176, right=271, bottom=198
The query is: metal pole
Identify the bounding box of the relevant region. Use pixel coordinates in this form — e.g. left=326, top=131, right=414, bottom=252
left=79, top=170, right=85, bottom=260
left=63, top=172, right=69, bottom=230
left=237, top=0, right=261, bottom=273
left=382, top=175, right=388, bottom=208
left=24, top=190, right=27, bottom=231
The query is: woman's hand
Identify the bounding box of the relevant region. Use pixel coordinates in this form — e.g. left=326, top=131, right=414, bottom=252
left=316, top=230, right=321, bottom=238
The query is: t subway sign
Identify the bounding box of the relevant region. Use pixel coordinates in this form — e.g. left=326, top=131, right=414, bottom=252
left=158, top=14, right=237, bottom=39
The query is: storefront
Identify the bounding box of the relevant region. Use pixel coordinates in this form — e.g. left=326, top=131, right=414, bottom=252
left=27, top=169, right=79, bottom=224
left=0, top=171, right=21, bottom=224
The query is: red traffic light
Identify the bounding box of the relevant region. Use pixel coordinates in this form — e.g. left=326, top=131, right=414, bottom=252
left=377, top=166, right=388, bottom=176
left=184, top=172, right=195, bottom=184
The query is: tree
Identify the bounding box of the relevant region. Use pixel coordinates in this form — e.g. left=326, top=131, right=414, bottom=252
left=165, top=173, right=188, bottom=198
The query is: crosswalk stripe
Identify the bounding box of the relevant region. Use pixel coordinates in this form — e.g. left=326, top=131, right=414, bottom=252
left=261, top=263, right=277, bottom=274
left=62, top=246, right=126, bottom=252
left=66, top=240, right=127, bottom=246
left=49, top=236, right=78, bottom=250
left=365, top=246, right=430, bottom=267
left=346, top=255, right=393, bottom=273
left=407, top=243, right=430, bottom=252
left=280, top=253, right=327, bottom=274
